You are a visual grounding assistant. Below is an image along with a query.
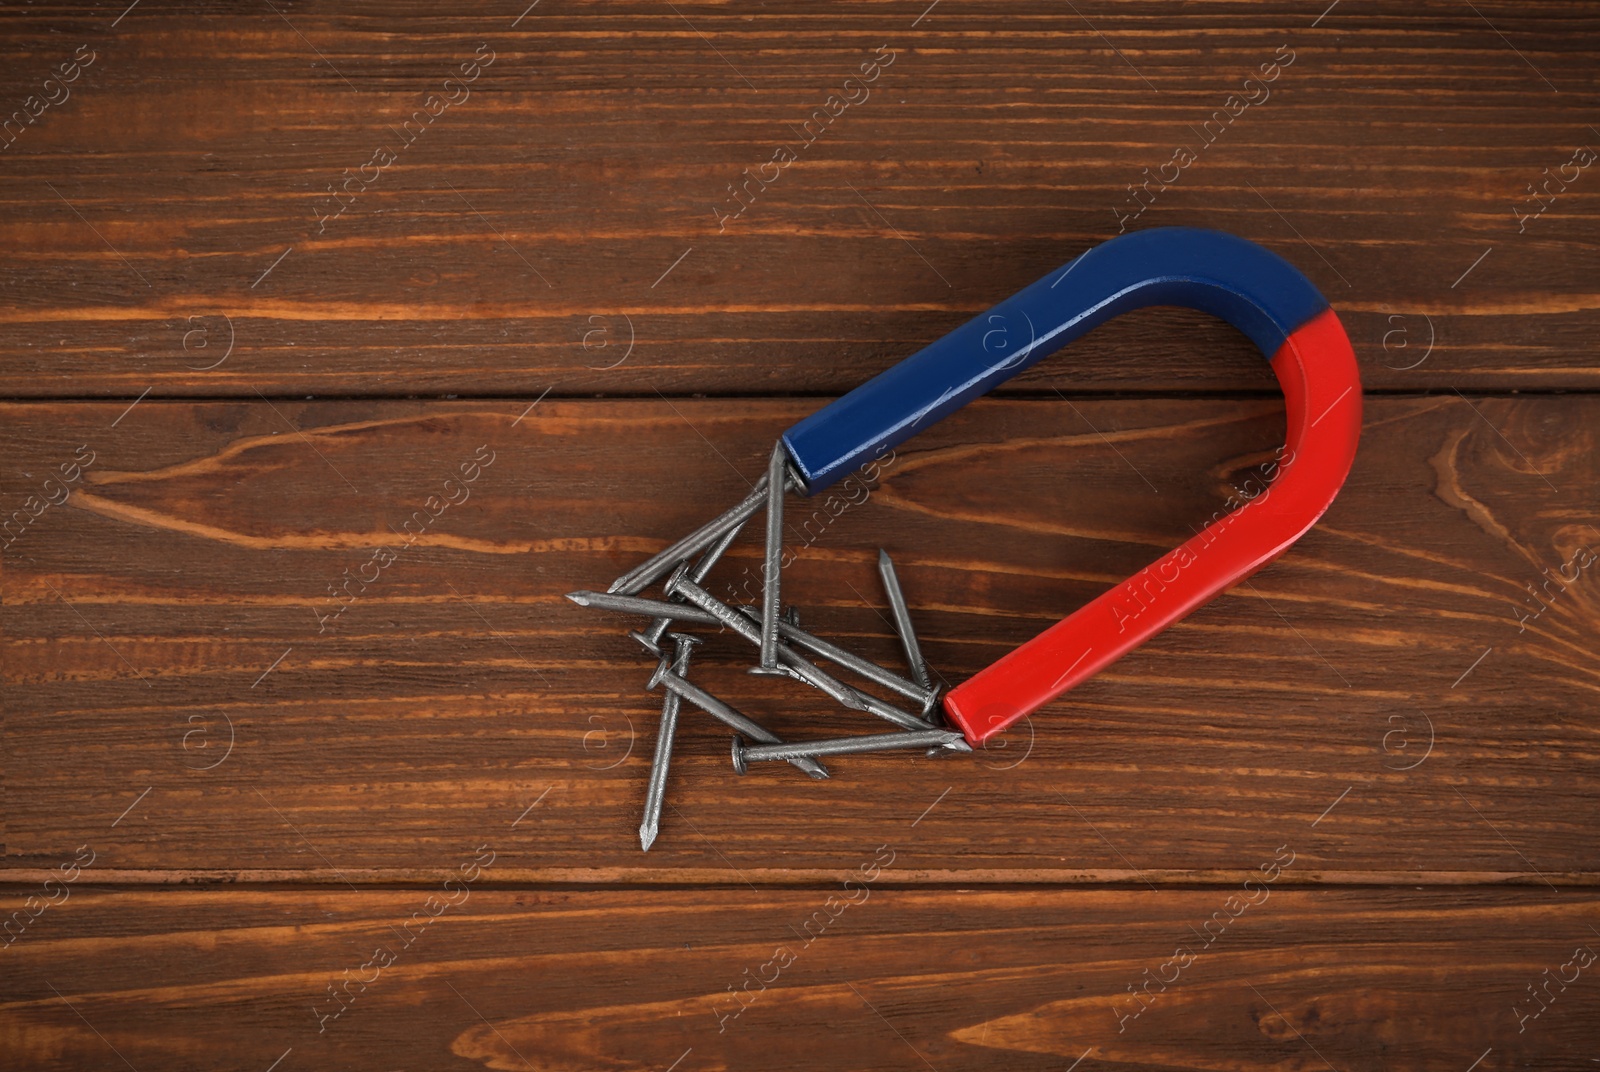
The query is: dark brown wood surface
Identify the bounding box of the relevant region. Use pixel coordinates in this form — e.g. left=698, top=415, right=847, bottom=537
left=4, top=394, right=1599, bottom=881
left=3, top=1, right=1598, bottom=1068
left=0, top=1, right=1597, bottom=397
left=4, top=887, right=1598, bottom=1071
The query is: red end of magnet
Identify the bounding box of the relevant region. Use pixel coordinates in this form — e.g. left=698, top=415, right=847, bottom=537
left=945, top=308, right=1362, bottom=745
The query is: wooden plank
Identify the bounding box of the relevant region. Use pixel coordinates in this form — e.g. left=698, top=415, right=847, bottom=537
left=3, top=395, right=1597, bottom=876
left=1, top=885, right=1596, bottom=1070
left=0, top=4, right=1596, bottom=396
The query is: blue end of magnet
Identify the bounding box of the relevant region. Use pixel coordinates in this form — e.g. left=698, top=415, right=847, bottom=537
left=782, top=227, right=1332, bottom=493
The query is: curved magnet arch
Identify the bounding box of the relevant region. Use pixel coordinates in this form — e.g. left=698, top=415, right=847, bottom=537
left=780, top=228, right=1363, bottom=744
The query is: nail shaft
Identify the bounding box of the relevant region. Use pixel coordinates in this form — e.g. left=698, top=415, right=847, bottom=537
left=878, top=549, right=933, bottom=691
left=670, top=573, right=851, bottom=705
left=640, top=635, right=697, bottom=852
left=759, top=443, right=789, bottom=669
left=739, top=606, right=936, bottom=709
left=567, top=591, right=721, bottom=625
left=669, top=574, right=932, bottom=730
left=653, top=668, right=828, bottom=778
left=607, top=474, right=771, bottom=596
left=635, top=521, right=744, bottom=653
left=738, top=728, right=969, bottom=765
left=853, top=689, right=935, bottom=732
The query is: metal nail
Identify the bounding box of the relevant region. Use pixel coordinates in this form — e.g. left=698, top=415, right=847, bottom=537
left=878, top=549, right=933, bottom=691
left=566, top=591, right=722, bottom=625
left=759, top=442, right=789, bottom=669
left=738, top=605, right=937, bottom=711
left=606, top=474, right=771, bottom=596
left=851, top=688, right=936, bottom=732
left=640, top=634, right=699, bottom=852
left=666, top=569, right=843, bottom=702
left=632, top=521, right=745, bottom=655
left=732, top=728, right=971, bottom=768
left=649, top=666, right=829, bottom=779
left=667, top=572, right=933, bottom=730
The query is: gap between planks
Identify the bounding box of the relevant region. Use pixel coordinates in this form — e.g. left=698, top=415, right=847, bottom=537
left=1, top=868, right=1596, bottom=890
left=7, top=388, right=1600, bottom=405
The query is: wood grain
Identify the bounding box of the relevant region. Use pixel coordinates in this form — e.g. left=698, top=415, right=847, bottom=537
left=4, top=2, right=1599, bottom=1065
left=2, top=885, right=1597, bottom=1071
left=4, top=395, right=1596, bottom=876
left=0, top=3, right=1596, bottom=396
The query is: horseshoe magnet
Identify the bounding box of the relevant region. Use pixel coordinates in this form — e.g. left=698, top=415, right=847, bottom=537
left=781, top=226, right=1362, bottom=743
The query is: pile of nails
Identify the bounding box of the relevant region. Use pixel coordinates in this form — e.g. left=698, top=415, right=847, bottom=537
left=568, top=443, right=971, bottom=850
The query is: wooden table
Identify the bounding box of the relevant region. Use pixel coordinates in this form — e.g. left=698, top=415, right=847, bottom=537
left=4, top=2, right=1598, bottom=1068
